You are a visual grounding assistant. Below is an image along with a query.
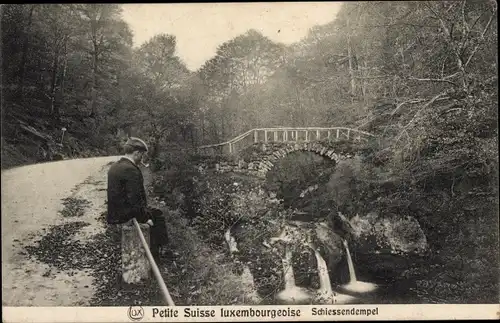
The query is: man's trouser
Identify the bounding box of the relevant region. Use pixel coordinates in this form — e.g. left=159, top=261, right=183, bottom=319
left=146, top=208, right=169, bottom=261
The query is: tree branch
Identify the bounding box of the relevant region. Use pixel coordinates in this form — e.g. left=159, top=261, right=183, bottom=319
left=363, top=23, right=440, bottom=29
left=425, top=2, right=467, bottom=88
left=409, top=77, right=458, bottom=87
left=354, top=75, right=391, bottom=80
left=464, top=11, right=496, bottom=68
left=390, top=98, right=427, bottom=116
left=394, top=92, right=450, bottom=142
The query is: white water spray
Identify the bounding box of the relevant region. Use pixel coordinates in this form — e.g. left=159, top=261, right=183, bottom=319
left=224, top=227, right=262, bottom=304
left=275, top=246, right=313, bottom=304
left=341, top=239, right=377, bottom=294
left=311, top=245, right=356, bottom=304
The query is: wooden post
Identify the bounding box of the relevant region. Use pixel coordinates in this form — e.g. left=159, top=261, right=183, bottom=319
left=305, top=130, right=308, bottom=142
left=336, top=129, right=340, bottom=139
left=274, top=131, right=278, bottom=141
left=229, top=143, right=233, bottom=154
left=264, top=131, right=268, bottom=143
left=316, top=130, right=320, bottom=140
left=254, top=130, right=258, bottom=143
left=347, top=129, right=350, bottom=139
left=327, top=130, right=331, bottom=139
left=284, top=130, right=288, bottom=141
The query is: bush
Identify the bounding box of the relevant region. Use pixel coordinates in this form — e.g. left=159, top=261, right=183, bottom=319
left=160, top=209, right=259, bottom=305
left=190, top=171, right=283, bottom=246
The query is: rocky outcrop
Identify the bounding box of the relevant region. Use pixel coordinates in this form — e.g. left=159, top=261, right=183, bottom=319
left=121, top=222, right=151, bottom=284
left=350, top=212, right=428, bottom=254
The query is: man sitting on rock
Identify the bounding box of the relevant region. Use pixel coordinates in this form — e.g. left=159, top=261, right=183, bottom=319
left=106, top=136, right=169, bottom=262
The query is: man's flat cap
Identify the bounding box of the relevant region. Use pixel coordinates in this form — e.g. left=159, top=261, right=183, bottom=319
left=125, top=137, right=148, bottom=152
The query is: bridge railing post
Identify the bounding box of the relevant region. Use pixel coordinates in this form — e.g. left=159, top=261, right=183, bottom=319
left=264, top=130, right=268, bottom=143
left=254, top=130, right=258, bottom=143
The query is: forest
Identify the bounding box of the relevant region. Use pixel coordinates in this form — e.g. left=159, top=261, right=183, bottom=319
left=1, top=1, right=498, bottom=304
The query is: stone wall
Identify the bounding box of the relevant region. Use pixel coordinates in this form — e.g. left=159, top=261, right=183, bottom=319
left=207, top=142, right=357, bottom=178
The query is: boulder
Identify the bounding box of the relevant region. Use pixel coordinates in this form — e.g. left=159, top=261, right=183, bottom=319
left=350, top=212, right=428, bottom=254
left=121, top=221, right=151, bottom=284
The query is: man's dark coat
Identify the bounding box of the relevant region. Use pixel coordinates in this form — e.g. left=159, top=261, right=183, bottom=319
left=107, top=158, right=149, bottom=224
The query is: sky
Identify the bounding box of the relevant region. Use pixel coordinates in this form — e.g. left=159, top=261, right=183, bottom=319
left=121, top=2, right=342, bottom=71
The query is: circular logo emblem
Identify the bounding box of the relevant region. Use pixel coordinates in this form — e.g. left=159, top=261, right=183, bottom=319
left=128, top=306, right=145, bottom=321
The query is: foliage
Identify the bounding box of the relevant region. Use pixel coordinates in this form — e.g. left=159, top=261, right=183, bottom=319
left=189, top=171, right=283, bottom=246
left=1, top=4, right=196, bottom=168
left=58, top=197, right=91, bottom=217
left=160, top=209, right=254, bottom=305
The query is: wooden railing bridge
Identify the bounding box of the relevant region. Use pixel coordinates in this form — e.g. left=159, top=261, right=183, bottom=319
left=197, top=127, right=376, bottom=156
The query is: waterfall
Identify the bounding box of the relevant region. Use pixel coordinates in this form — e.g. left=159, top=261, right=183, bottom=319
left=282, top=248, right=297, bottom=287
left=344, top=239, right=357, bottom=282
left=275, top=246, right=313, bottom=304
left=312, top=245, right=356, bottom=304
left=341, top=239, right=377, bottom=294
left=314, top=249, right=333, bottom=294
left=225, top=228, right=239, bottom=254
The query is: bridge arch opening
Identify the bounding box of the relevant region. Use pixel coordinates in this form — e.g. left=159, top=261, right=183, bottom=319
left=246, top=142, right=352, bottom=178
left=264, top=150, right=338, bottom=212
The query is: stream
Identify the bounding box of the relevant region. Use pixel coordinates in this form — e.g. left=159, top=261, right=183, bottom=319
left=225, top=215, right=431, bottom=305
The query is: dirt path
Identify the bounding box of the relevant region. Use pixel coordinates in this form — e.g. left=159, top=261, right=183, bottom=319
left=1, top=156, right=118, bottom=306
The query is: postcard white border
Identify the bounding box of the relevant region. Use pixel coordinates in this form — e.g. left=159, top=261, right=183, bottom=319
left=2, top=305, right=500, bottom=322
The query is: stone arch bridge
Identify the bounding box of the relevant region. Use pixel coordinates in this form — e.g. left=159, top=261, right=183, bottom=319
left=197, top=127, right=377, bottom=178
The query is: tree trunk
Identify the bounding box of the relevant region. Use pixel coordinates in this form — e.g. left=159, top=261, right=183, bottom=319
left=347, top=18, right=356, bottom=99
left=88, top=51, right=98, bottom=117
left=88, top=9, right=100, bottom=119
left=18, top=5, right=35, bottom=100
left=59, top=40, right=68, bottom=113
left=294, top=85, right=304, bottom=126
left=50, top=47, right=60, bottom=118
left=362, top=59, right=368, bottom=101
left=201, top=111, right=206, bottom=144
